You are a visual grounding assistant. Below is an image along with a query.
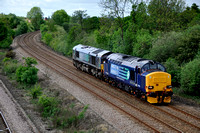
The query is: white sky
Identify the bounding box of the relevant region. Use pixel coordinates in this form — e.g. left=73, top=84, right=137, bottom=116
left=0, top=0, right=200, bottom=17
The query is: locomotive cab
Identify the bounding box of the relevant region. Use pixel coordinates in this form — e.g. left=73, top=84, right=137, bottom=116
left=140, top=62, right=173, bottom=103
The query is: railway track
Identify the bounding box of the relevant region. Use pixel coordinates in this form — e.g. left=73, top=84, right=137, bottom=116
left=0, top=112, right=11, bottom=133
left=15, top=31, right=200, bottom=132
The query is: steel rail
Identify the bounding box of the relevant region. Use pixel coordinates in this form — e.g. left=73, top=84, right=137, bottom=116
left=17, top=32, right=166, bottom=133
left=168, top=105, right=200, bottom=121
left=23, top=32, right=184, bottom=132
left=32, top=32, right=200, bottom=132
left=0, top=111, right=12, bottom=133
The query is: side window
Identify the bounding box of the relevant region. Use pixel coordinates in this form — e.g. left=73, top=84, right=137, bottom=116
left=76, top=51, right=79, bottom=58
left=130, top=70, right=135, bottom=81
left=142, top=64, right=149, bottom=73
left=158, top=64, right=165, bottom=71
left=91, top=56, right=96, bottom=65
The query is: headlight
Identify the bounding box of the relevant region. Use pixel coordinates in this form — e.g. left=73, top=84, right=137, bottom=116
left=148, top=86, right=154, bottom=89
left=167, top=85, right=172, bottom=89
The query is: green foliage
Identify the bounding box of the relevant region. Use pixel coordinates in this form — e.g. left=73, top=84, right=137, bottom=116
left=164, top=58, right=181, bottom=86
left=7, top=13, right=21, bottom=29
left=2, top=57, right=19, bottom=75
left=0, top=36, right=12, bottom=48
left=132, top=29, right=153, bottom=57
left=176, top=25, right=200, bottom=63
left=148, top=0, right=185, bottom=31
left=38, top=95, right=59, bottom=117
left=52, top=9, right=70, bottom=26
left=30, top=84, right=42, bottom=99
left=16, top=65, right=38, bottom=85
left=16, top=57, right=38, bottom=85
left=24, top=57, right=37, bottom=67
left=0, top=21, right=8, bottom=41
left=52, top=105, right=88, bottom=128
left=83, top=16, right=100, bottom=32
left=44, top=33, right=53, bottom=45
left=131, top=2, right=149, bottom=29
left=71, top=10, right=88, bottom=29
left=180, top=58, right=200, bottom=96
left=15, top=21, right=28, bottom=36
left=149, top=31, right=182, bottom=62
left=27, top=7, right=44, bottom=30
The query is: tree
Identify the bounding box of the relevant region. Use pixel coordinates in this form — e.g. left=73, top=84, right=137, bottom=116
left=27, top=7, right=44, bottom=30
left=7, top=13, right=20, bottom=29
left=100, top=0, right=135, bottom=45
left=148, top=0, right=185, bottom=31
left=83, top=16, right=100, bottom=32
left=51, top=9, right=70, bottom=26
left=71, top=10, right=88, bottom=29
left=130, top=2, right=149, bottom=29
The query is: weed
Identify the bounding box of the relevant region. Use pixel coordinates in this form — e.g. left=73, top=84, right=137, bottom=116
left=30, top=84, right=43, bottom=99
left=38, top=95, right=60, bottom=118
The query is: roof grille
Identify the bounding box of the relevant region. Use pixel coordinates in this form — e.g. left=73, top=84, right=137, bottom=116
left=92, top=49, right=104, bottom=54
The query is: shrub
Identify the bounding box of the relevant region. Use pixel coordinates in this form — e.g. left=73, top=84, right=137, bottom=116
left=16, top=57, right=38, bottom=85
left=2, top=57, right=18, bottom=76
left=0, top=36, right=12, bottom=49
left=30, top=84, right=42, bottom=99
left=52, top=104, right=88, bottom=128
left=24, top=57, right=37, bottom=67
left=15, top=21, right=28, bottom=36
left=38, top=95, right=60, bottom=117
left=44, top=33, right=53, bottom=45
left=164, top=58, right=181, bottom=86
left=16, top=65, right=38, bottom=85
left=176, top=25, right=200, bottom=64
left=180, top=58, right=200, bottom=96
left=5, top=50, right=16, bottom=59
left=3, top=61, right=18, bottom=75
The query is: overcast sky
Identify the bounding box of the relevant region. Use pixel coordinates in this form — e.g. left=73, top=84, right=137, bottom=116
left=0, top=0, right=200, bottom=17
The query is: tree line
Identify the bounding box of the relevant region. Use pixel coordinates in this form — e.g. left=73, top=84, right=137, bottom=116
left=0, top=0, right=200, bottom=98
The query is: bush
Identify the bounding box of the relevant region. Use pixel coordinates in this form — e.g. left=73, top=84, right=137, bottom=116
left=2, top=60, right=18, bottom=75
left=0, top=36, right=12, bottom=49
left=53, top=104, right=88, bottom=128
left=164, top=58, right=181, bottom=86
left=180, top=58, right=200, bottom=96
left=30, top=84, right=42, bottom=99
left=176, top=25, right=200, bottom=64
left=38, top=95, right=60, bottom=117
left=16, top=57, right=38, bottom=85
left=15, top=21, right=28, bottom=36
left=44, top=33, right=53, bottom=45
left=16, top=65, right=38, bottom=85
left=5, top=50, right=16, bottom=59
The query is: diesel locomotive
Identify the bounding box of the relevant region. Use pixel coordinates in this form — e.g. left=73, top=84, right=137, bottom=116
left=73, top=44, right=173, bottom=104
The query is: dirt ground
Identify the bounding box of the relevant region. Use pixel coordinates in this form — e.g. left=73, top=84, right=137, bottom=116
left=0, top=36, right=199, bottom=133
left=0, top=48, right=118, bottom=133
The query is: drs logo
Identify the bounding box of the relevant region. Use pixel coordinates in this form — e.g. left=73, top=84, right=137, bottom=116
left=110, top=64, right=130, bottom=80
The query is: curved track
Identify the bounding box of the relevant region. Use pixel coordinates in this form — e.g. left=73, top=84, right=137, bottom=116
left=14, top=31, right=200, bottom=133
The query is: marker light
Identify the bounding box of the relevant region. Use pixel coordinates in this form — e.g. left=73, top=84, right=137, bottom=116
left=148, top=86, right=154, bottom=89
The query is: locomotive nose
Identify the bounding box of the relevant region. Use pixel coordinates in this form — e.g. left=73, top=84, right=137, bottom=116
left=145, top=72, right=172, bottom=103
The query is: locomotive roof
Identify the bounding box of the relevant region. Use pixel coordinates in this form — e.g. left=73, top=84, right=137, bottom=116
left=107, top=53, right=155, bottom=68
left=73, top=44, right=111, bottom=57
